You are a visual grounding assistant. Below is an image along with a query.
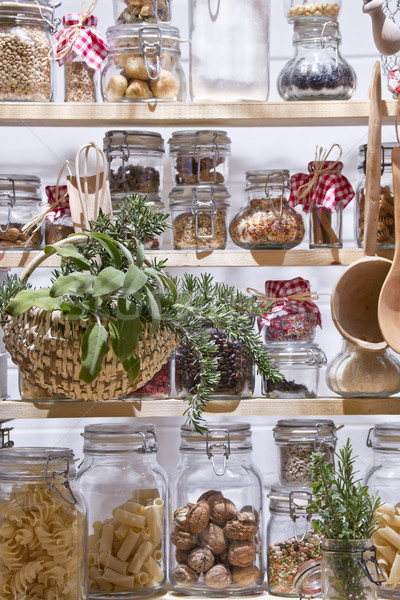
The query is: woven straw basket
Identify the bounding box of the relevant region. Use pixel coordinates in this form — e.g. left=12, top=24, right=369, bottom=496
left=2, top=235, right=180, bottom=401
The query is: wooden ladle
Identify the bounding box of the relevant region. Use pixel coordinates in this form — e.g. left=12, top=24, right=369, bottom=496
left=377, top=146, right=400, bottom=352
left=330, top=61, right=392, bottom=350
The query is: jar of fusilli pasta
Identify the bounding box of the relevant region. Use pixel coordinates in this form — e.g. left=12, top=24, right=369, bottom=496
left=0, top=446, right=87, bottom=600
left=76, top=423, right=167, bottom=598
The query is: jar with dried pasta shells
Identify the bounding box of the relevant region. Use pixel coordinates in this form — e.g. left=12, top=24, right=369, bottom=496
left=355, top=143, right=396, bottom=249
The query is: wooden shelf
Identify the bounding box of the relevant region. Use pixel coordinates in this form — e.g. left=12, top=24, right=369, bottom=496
left=0, top=248, right=394, bottom=269
left=1, top=397, right=400, bottom=419
left=0, top=99, right=397, bottom=127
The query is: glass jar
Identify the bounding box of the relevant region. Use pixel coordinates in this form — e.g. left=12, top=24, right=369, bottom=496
left=272, top=418, right=338, bottom=487
left=277, top=19, right=356, bottom=101
left=326, top=339, right=400, bottom=398
left=189, top=0, right=270, bottom=102
left=168, top=130, right=231, bottom=186
left=76, top=423, right=167, bottom=598
left=262, top=306, right=318, bottom=345
left=310, top=199, right=342, bottom=248
left=112, top=194, right=165, bottom=249
left=284, top=0, right=341, bottom=22
left=104, top=129, right=165, bottom=201
left=262, top=344, right=327, bottom=399
left=62, top=14, right=99, bottom=103
left=355, top=143, right=396, bottom=249
left=44, top=184, right=75, bottom=244
left=169, top=423, right=264, bottom=595
left=18, top=370, right=67, bottom=401
left=230, top=170, right=305, bottom=250
left=0, top=351, right=7, bottom=400
left=0, top=446, right=87, bottom=600
left=267, top=486, right=321, bottom=596
left=169, top=184, right=230, bottom=250
left=0, top=175, right=43, bottom=249
left=175, top=326, right=254, bottom=399
left=102, top=24, right=185, bottom=102
left=114, top=0, right=171, bottom=24
left=123, top=357, right=171, bottom=398
left=0, top=0, right=54, bottom=101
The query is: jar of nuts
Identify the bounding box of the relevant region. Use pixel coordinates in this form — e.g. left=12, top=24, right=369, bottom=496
left=168, top=130, right=231, bottom=186
left=170, top=423, right=264, bottom=595
left=355, top=142, right=396, bottom=249
left=0, top=175, right=44, bottom=249
left=284, top=0, right=341, bottom=22
left=169, top=184, right=230, bottom=250
left=102, top=24, right=185, bottom=102
left=114, top=0, right=171, bottom=24
left=0, top=0, right=55, bottom=101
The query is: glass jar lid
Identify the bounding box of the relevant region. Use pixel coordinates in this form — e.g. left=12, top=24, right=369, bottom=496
left=268, top=485, right=314, bottom=516
left=0, top=447, right=76, bottom=478
left=366, top=422, right=400, bottom=451
left=293, top=559, right=322, bottom=599
left=245, top=169, right=290, bottom=189
left=106, top=23, right=181, bottom=52
left=293, top=18, right=341, bottom=44
left=357, top=142, right=396, bottom=175
left=82, top=423, right=158, bottom=453
left=168, top=130, right=231, bottom=153
left=273, top=418, right=338, bottom=444
left=0, top=0, right=54, bottom=18
left=169, top=184, right=231, bottom=208
left=180, top=423, right=252, bottom=453
left=104, top=130, right=165, bottom=155
left=267, top=344, right=327, bottom=366
left=0, top=174, right=42, bottom=203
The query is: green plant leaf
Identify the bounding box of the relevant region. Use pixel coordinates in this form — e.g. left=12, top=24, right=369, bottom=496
left=79, top=323, right=109, bottom=383
left=44, top=244, right=92, bottom=270
left=92, top=267, right=125, bottom=297
left=116, top=300, right=142, bottom=361
left=79, top=232, right=122, bottom=268
left=122, top=264, right=148, bottom=296
left=122, top=353, right=141, bottom=383
left=66, top=305, right=86, bottom=321
left=50, top=273, right=96, bottom=297
left=6, top=288, right=61, bottom=315
left=145, top=285, right=161, bottom=333
left=136, top=239, right=145, bottom=268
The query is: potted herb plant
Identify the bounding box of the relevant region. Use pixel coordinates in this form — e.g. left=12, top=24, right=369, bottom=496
left=0, top=194, right=281, bottom=431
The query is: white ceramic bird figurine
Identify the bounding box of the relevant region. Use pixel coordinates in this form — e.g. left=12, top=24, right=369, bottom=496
left=363, top=0, right=400, bottom=55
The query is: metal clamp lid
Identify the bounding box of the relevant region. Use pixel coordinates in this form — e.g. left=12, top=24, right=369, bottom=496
left=194, top=131, right=220, bottom=184
left=0, top=423, right=13, bottom=448
left=44, top=453, right=77, bottom=506
left=0, top=176, right=15, bottom=234
left=191, top=187, right=217, bottom=239
left=139, top=26, right=162, bottom=80
left=206, top=428, right=230, bottom=476
left=137, top=429, right=158, bottom=454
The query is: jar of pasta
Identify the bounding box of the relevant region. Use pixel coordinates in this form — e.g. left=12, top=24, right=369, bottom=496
left=0, top=175, right=43, bottom=249
left=76, top=423, right=167, bottom=598
left=0, top=446, right=87, bottom=600
left=169, top=423, right=264, bottom=595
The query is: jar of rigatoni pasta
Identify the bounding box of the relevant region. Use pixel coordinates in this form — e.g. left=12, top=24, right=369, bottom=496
left=76, top=423, right=167, bottom=598
left=0, top=446, right=87, bottom=600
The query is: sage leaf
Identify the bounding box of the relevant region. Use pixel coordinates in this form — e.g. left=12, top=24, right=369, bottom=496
left=145, top=285, right=161, bottom=333
left=66, top=305, right=85, bottom=321
left=50, top=273, right=96, bottom=297
left=136, top=239, right=145, bottom=268
left=6, top=288, right=61, bottom=315
left=85, top=232, right=122, bottom=268
left=79, top=323, right=109, bottom=383
left=122, top=353, right=141, bottom=383
left=114, top=299, right=142, bottom=361
left=44, top=244, right=92, bottom=271
left=92, top=267, right=125, bottom=297
left=122, top=264, right=148, bottom=296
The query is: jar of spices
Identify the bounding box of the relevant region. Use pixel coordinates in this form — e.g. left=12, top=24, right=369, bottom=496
left=230, top=170, right=305, bottom=250
left=175, top=326, right=254, bottom=398
left=0, top=446, right=87, bottom=600
left=0, top=175, right=43, bottom=249
left=104, top=129, right=165, bottom=200
left=277, top=19, right=356, bottom=101
left=169, top=423, right=264, bottom=594
left=76, top=423, right=167, bottom=597
left=267, top=486, right=321, bottom=596
left=169, top=184, right=230, bottom=250
left=124, top=356, right=171, bottom=398
left=355, top=143, right=396, bottom=249
left=114, top=0, right=171, bottom=24
left=284, top=0, right=341, bottom=22
left=272, top=419, right=338, bottom=487
left=0, top=0, right=55, bottom=101
left=102, top=24, right=185, bottom=102
left=168, top=130, right=231, bottom=186
left=44, top=184, right=75, bottom=245
left=262, top=344, right=327, bottom=399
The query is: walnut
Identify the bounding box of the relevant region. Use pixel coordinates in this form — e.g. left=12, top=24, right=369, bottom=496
left=173, top=504, right=192, bottom=530
left=232, top=565, right=261, bottom=588
left=172, top=564, right=199, bottom=586
left=175, top=549, right=187, bottom=564
left=186, top=500, right=210, bottom=534
left=197, top=490, right=223, bottom=502
left=199, top=522, right=227, bottom=555
left=238, top=505, right=259, bottom=523
left=187, top=546, right=215, bottom=573
left=209, top=495, right=237, bottom=526
left=224, top=519, right=258, bottom=541
left=171, top=529, right=197, bottom=550
left=227, top=540, right=257, bottom=567
left=204, top=564, right=232, bottom=590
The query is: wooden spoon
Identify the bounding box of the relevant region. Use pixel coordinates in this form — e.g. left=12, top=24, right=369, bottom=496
left=330, top=61, right=392, bottom=350
left=378, top=146, right=400, bottom=352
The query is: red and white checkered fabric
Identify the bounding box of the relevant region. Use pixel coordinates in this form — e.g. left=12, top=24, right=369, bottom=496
left=388, top=69, right=400, bottom=95
left=45, top=185, right=71, bottom=223
left=264, top=277, right=321, bottom=327
left=289, top=161, right=354, bottom=212
left=54, top=13, right=107, bottom=71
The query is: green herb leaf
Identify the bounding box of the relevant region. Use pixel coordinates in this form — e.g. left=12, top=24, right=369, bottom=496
left=44, top=244, right=92, bottom=271
left=84, top=232, right=122, bottom=268
left=6, top=288, right=61, bottom=315
left=122, top=264, right=148, bottom=296
left=122, top=353, right=141, bottom=383
left=108, top=299, right=142, bottom=361
left=50, top=273, right=96, bottom=297
left=92, top=267, right=125, bottom=297
left=66, top=305, right=86, bottom=321
left=136, top=239, right=145, bottom=268
left=145, top=285, right=161, bottom=333
left=79, top=323, right=109, bottom=383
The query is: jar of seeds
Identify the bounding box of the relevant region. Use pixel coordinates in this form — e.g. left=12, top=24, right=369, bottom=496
left=0, top=175, right=43, bottom=249
left=0, top=0, right=55, bottom=101
left=272, top=419, right=338, bottom=487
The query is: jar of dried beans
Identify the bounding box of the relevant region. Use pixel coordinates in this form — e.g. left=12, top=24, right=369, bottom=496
left=355, top=142, right=396, bottom=249
left=267, top=486, right=321, bottom=596
left=284, top=0, right=341, bottom=22
left=114, top=0, right=171, bottom=24
left=0, top=0, right=55, bottom=101
left=169, top=423, right=264, bottom=595
left=230, top=170, right=305, bottom=249
left=102, top=24, right=185, bottom=102
left=0, top=175, right=43, bottom=249
left=272, top=419, right=338, bottom=487
left=169, top=184, right=230, bottom=250
left=168, top=130, right=231, bottom=186
left=76, top=423, right=167, bottom=598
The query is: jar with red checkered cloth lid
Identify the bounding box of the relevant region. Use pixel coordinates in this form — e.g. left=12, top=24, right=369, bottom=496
left=289, top=145, right=355, bottom=248
left=44, top=184, right=74, bottom=244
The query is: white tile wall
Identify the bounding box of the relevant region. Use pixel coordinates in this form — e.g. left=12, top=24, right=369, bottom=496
left=1, top=0, right=399, bottom=488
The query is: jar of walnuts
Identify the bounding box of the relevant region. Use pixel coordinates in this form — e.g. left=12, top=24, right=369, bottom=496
left=169, top=423, right=264, bottom=595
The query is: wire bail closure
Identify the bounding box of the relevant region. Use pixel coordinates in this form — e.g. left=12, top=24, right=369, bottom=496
left=206, top=428, right=231, bottom=476
left=43, top=454, right=77, bottom=506
left=289, top=490, right=313, bottom=542
left=0, top=176, right=16, bottom=234
left=194, top=131, right=220, bottom=184
left=359, top=545, right=385, bottom=585
left=264, top=171, right=286, bottom=219
left=137, top=430, right=159, bottom=454
left=139, top=26, right=162, bottom=80
left=192, top=187, right=217, bottom=239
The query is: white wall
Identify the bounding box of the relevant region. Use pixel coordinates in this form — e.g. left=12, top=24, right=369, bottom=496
left=1, top=0, right=398, bottom=489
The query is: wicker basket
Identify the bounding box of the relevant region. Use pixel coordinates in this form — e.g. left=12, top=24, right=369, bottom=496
left=2, top=235, right=180, bottom=401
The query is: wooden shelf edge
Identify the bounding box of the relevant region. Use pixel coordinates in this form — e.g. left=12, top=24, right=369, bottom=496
left=1, top=397, right=400, bottom=419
